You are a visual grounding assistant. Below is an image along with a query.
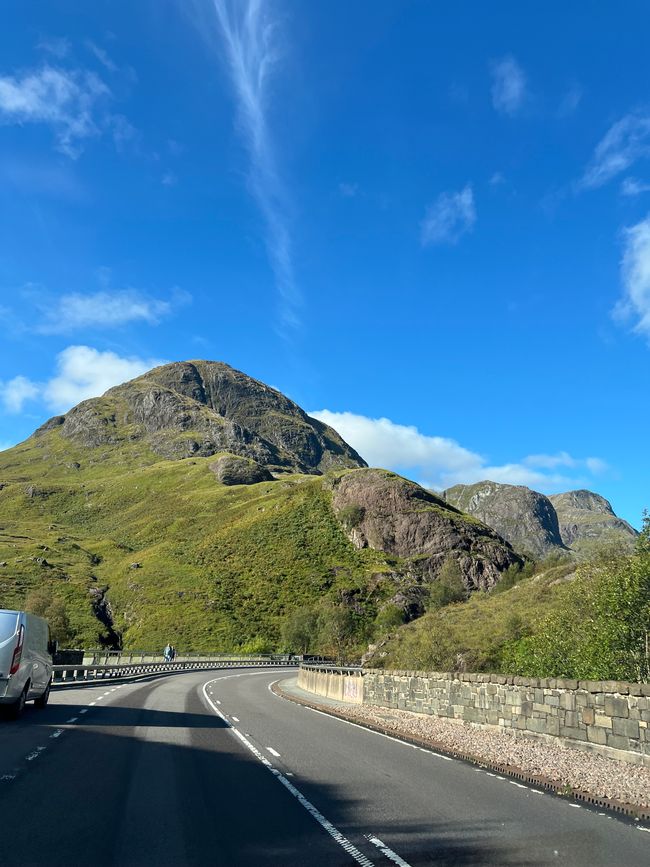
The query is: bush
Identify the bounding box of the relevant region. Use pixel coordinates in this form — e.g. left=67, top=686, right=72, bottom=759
left=426, top=558, right=467, bottom=610
left=374, top=603, right=406, bottom=635
left=338, top=504, right=365, bottom=529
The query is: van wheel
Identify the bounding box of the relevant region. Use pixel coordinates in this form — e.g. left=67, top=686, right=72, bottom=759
left=7, top=683, right=29, bottom=720
left=34, top=680, right=51, bottom=709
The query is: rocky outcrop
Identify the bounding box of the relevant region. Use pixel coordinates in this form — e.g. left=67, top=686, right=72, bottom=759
left=331, top=469, right=523, bottom=591
left=209, top=454, right=274, bottom=486
left=549, top=490, right=638, bottom=553
left=54, top=360, right=367, bottom=474
left=443, top=481, right=569, bottom=559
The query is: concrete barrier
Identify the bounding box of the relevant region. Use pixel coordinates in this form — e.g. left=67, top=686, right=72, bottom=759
left=297, top=665, right=363, bottom=704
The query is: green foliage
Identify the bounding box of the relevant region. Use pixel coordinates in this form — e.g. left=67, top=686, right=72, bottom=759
left=316, top=603, right=358, bottom=663
left=502, top=523, right=650, bottom=681
left=426, top=557, right=467, bottom=610
left=281, top=607, right=320, bottom=654
left=491, top=560, right=535, bottom=594
left=374, top=603, right=406, bottom=635
left=338, top=504, right=365, bottom=529
left=24, top=586, right=73, bottom=645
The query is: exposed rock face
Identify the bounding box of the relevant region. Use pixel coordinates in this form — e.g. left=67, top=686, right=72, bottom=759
left=52, top=360, right=366, bottom=474
left=331, top=469, right=523, bottom=591
left=209, top=454, right=274, bottom=486
left=549, top=490, right=638, bottom=553
left=443, top=481, right=568, bottom=559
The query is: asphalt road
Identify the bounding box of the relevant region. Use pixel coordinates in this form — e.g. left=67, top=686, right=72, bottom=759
left=0, top=668, right=647, bottom=866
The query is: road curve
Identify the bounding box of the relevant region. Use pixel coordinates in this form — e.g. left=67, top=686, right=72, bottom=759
left=0, top=667, right=647, bottom=866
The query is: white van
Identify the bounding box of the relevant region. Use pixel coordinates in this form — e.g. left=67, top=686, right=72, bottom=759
left=0, top=610, right=55, bottom=718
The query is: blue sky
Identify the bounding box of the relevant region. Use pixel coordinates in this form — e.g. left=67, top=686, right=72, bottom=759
left=1, top=1, right=649, bottom=527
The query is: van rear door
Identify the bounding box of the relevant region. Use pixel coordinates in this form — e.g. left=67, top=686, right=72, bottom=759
left=0, top=611, right=19, bottom=679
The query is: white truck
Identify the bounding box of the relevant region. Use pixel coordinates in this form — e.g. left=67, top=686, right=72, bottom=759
left=0, top=610, right=55, bottom=718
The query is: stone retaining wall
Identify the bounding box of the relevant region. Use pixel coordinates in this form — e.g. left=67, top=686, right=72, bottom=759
left=363, top=670, right=650, bottom=766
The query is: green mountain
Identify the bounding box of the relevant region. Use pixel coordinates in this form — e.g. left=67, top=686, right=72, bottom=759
left=0, top=361, right=521, bottom=652
left=548, top=490, right=638, bottom=555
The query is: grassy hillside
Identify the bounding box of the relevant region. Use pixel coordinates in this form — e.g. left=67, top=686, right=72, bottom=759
left=0, top=430, right=402, bottom=651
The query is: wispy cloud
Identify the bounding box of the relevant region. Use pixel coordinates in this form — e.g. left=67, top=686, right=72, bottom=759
left=0, top=346, right=165, bottom=415
left=557, top=83, right=582, bottom=118
left=85, top=40, right=118, bottom=73
left=621, top=177, right=650, bottom=197
left=616, top=214, right=650, bottom=337
left=35, top=289, right=179, bottom=334
left=0, top=64, right=110, bottom=158
left=310, top=410, right=608, bottom=493
left=421, top=184, right=476, bottom=246
left=197, top=0, right=300, bottom=332
left=162, top=170, right=178, bottom=186
left=581, top=112, right=650, bottom=190
left=490, top=56, right=527, bottom=116
left=37, top=36, right=71, bottom=60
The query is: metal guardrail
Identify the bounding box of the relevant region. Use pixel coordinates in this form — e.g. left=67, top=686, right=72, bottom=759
left=299, top=663, right=362, bottom=675
left=53, top=657, right=299, bottom=685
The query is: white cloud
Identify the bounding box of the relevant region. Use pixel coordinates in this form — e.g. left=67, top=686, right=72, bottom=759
left=490, top=56, right=527, bottom=116
left=0, top=64, right=110, bottom=158
left=0, top=376, right=40, bottom=414
left=0, top=346, right=165, bottom=416
left=557, top=83, right=582, bottom=118
left=581, top=113, right=650, bottom=190
left=421, top=184, right=476, bottom=246
left=616, top=214, right=650, bottom=336
left=36, top=290, right=173, bottom=334
left=489, top=172, right=505, bottom=187
left=162, top=171, right=178, bottom=186
left=37, top=37, right=71, bottom=60
left=195, top=0, right=300, bottom=332
left=621, top=177, right=650, bottom=197
left=85, top=40, right=118, bottom=73
left=44, top=346, right=164, bottom=411
left=310, top=409, right=607, bottom=493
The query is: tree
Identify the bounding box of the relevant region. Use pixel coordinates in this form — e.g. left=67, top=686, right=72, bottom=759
left=374, top=603, right=406, bottom=636
left=317, top=604, right=357, bottom=664
left=24, top=586, right=73, bottom=646
left=426, top=558, right=467, bottom=610
left=281, top=608, right=319, bottom=654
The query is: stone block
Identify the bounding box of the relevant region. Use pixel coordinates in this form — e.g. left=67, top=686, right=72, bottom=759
left=594, top=714, right=613, bottom=728
left=613, top=717, right=639, bottom=739
left=564, top=711, right=579, bottom=728
left=575, top=693, right=588, bottom=707
left=581, top=707, right=595, bottom=725
left=607, top=734, right=631, bottom=751
left=556, top=679, right=578, bottom=690
left=604, top=696, right=629, bottom=718
left=560, top=726, right=587, bottom=741
left=546, top=695, right=560, bottom=707
left=560, top=693, right=576, bottom=711
left=587, top=726, right=607, bottom=745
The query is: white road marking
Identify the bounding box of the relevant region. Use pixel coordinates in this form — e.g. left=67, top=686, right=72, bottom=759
left=366, top=834, right=413, bottom=867
left=202, top=679, right=375, bottom=867
left=89, top=701, right=97, bottom=706
left=569, top=804, right=581, bottom=809
left=25, top=747, right=46, bottom=761
left=267, top=747, right=281, bottom=757
left=232, top=716, right=240, bottom=722
left=1, top=774, right=16, bottom=781
left=274, top=690, right=454, bottom=762
left=79, top=709, right=88, bottom=714
left=50, top=729, right=64, bottom=738
left=636, top=826, right=650, bottom=833
left=66, top=717, right=78, bottom=724
left=510, top=781, right=529, bottom=790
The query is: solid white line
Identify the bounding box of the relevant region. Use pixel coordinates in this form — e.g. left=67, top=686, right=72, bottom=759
left=273, top=690, right=454, bottom=762
left=267, top=747, right=281, bottom=757
left=202, top=679, right=375, bottom=867
left=366, top=834, right=413, bottom=867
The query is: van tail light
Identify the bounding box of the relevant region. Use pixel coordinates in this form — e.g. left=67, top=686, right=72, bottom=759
left=9, top=625, right=24, bottom=675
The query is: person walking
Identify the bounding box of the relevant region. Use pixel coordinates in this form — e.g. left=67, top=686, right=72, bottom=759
left=163, top=643, right=172, bottom=662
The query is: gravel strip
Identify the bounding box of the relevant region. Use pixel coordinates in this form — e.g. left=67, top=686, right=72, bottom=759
left=329, top=703, right=650, bottom=809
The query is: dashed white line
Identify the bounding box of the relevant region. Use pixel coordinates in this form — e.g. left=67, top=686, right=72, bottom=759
left=202, top=679, right=375, bottom=867
left=366, top=835, right=412, bottom=867
left=25, top=747, right=46, bottom=761
left=266, top=747, right=281, bottom=757
left=79, top=709, right=88, bottom=714
left=636, top=825, right=650, bottom=833
left=232, top=716, right=240, bottom=722
left=509, top=781, right=529, bottom=790
left=66, top=717, right=78, bottom=724
left=1, top=774, right=16, bottom=781
left=50, top=729, right=64, bottom=738
left=89, top=701, right=97, bottom=706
